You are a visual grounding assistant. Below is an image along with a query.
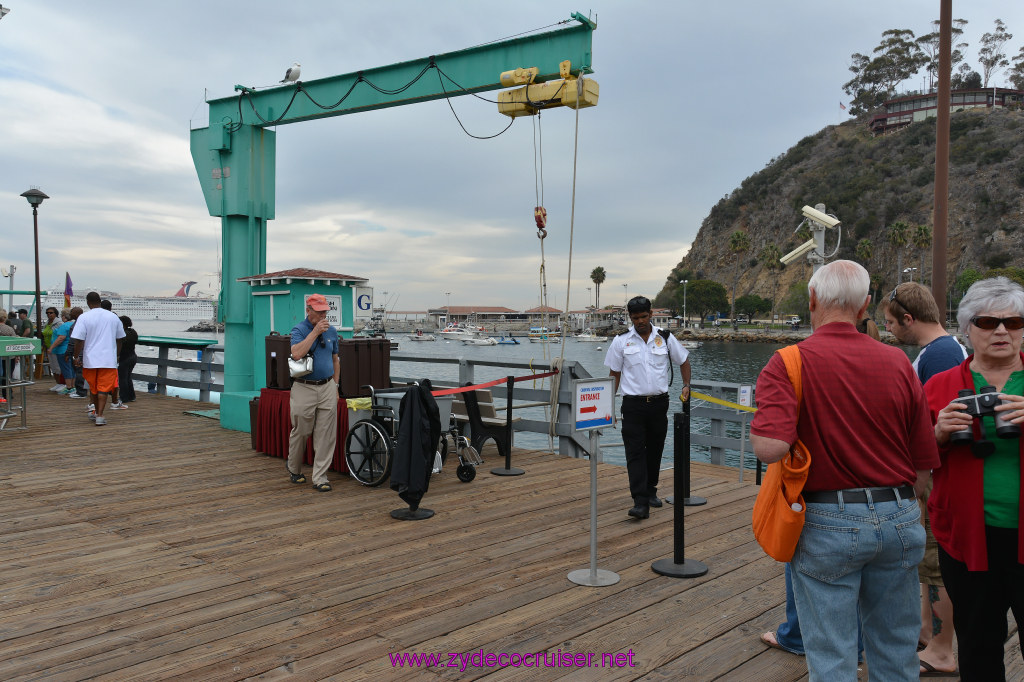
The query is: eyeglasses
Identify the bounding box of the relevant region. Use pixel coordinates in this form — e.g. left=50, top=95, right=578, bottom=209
left=888, top=286, right=912, bottom=318
left=971, top=316, right=1024, bottom=331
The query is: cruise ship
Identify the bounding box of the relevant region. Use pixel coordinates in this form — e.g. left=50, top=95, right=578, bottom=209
left=41, top=281, right=216, bottom=321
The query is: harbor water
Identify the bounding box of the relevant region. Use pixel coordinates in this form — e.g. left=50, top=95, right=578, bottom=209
left=135, top=320, right=786, bottom=472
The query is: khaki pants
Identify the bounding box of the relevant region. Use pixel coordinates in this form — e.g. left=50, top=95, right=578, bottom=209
left=288, top=380, right=338, bottom=486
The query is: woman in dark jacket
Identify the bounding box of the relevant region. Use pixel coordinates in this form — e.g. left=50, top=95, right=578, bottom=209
left=117, top=315, right=139, bottom=402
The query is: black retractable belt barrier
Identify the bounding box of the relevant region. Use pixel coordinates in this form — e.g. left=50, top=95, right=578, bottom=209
left=756, top=459, right=763, bottom=485
left=652, top=401, right=708, bottom=578
left=491, top=376, right=525, bottom=476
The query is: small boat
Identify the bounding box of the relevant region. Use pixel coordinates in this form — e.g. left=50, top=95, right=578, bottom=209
left=408, top=330, right=436, bottom=341
left=461, top=336, right=498, bottom=346
left=495, top=334, right=520, bottom=345
left=527, top=327, right=561, bottom=343
left=574, top=331, right=602, bottom=342
left=680, top=339, right=702, bottom=349
left=438, top=323, right=485, bottom=340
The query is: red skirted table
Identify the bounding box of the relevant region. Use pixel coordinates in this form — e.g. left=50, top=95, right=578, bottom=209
left=254, top=387, right=350, bottom=474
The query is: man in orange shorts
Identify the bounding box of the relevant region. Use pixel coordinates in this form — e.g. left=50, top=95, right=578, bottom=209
left=71, top=292, right=125, bottom=426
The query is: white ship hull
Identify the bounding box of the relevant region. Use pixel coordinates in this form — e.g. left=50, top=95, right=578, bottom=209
left=43, top=290, right=215, bottom=321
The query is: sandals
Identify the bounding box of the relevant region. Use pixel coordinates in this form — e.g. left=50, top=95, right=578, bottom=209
left=312, top=482, right=332, bottom=492
left=288, top=470, right=306, bottom=484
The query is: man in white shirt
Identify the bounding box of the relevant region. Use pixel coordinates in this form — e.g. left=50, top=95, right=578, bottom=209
left=604, top=296, right=691, bottom=519
left=71, top=291, right=125, bottom=426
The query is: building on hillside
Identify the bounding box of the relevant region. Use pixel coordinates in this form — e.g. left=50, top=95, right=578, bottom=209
left=869, top=87, right=1024, bottom=135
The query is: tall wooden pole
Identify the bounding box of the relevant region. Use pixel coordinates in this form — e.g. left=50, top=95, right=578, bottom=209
left=932, top=0, right=952, bottom=319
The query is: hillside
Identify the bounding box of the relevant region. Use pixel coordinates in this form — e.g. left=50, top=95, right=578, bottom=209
left=657, top=107, right=1024, bottom=315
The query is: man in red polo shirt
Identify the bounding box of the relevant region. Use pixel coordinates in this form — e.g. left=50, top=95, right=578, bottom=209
left=751, top=260, right=939, bottom=681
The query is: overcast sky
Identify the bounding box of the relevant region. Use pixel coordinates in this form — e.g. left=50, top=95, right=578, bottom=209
left=2, top=1, right=1022, bottom=313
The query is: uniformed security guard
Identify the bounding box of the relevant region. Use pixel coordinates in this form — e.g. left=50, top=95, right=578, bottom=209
left=604, top=296, right=691, bottom=519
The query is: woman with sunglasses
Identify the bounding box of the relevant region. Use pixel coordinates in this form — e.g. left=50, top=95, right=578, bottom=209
left=926, top=276, right=1024, bottom=680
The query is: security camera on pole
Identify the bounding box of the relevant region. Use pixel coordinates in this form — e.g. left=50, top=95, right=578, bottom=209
left=778, top=204, right=842, bottom=273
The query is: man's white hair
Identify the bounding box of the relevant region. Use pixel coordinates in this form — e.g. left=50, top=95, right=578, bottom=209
left=807, top=260, right=870, bottom=312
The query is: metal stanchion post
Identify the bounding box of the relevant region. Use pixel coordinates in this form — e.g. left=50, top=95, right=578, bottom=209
left=665, top=400, right=706, bottom=506
left=568, top=429, right=620, bottom=586
left=491, top=375, right=524, bottom=476
left=652, top=402, right=708, bottom=578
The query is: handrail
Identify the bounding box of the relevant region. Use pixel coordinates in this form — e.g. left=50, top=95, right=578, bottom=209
left=132, top=341, right=223, bottom=402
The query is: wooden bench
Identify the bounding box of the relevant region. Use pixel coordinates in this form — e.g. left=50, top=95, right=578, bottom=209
left=451, top=387, right=520, bottom=459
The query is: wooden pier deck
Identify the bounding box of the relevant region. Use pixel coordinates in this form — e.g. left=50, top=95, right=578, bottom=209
left=0, top=381, right=1015, bottom=680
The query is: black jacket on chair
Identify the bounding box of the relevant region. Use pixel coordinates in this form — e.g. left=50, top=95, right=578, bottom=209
left=391, top=379, right=441, bottom=510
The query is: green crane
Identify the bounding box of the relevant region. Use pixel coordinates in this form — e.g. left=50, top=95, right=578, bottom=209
left=190, top=14, right=597, bottom=430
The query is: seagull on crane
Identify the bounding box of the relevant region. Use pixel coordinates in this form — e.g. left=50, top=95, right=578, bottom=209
left=280, top=62, right=301, bottom=83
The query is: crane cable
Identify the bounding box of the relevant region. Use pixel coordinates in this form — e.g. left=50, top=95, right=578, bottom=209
left=532, top=112, right=555, bottom=449
left=549, top=76, right=585, bottom=442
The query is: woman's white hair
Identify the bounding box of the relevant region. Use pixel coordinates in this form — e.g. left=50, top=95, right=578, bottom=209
left=957, top=276, right=1024, bottom=348
left=807, top=260, right=870, bottom=312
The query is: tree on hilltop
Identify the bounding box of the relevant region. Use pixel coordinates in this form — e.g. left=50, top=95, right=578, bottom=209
left=917, top=19, right=969, bottom=91
left=1010, top=46, right=1024, bottom=90
left=979, top=19, right=1013, bottom=87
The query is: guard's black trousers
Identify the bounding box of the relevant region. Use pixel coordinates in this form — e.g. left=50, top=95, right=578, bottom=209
left=620, top=394, right=669, bottom=506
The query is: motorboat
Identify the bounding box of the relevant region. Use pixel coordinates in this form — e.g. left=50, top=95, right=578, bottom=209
left=495, top=334, right=520, bottom=345
left=680, top=339, right=702, bottom=349
left=527, top=327, right=561, bottom=343
left=573, top=330, right=602, bottom=342
left=460, top=336, right=498, bottom=346
left=408, top=330, right=436, bottom=341
left=438, top=323, right=485, bottom=340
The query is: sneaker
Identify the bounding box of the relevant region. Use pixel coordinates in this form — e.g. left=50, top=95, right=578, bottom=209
left=94, top=416, right=106, bottom=426
left=68, top=393, right=86, bottom=399
left=49, top=385, right=63, bottom=392
left=110, top=402, right=128, bottom=410
left=59, top=387, right=74, bottom=395
left=87, top=403, right=95, bottom=412
left=88, top=412, right=96, bottom=421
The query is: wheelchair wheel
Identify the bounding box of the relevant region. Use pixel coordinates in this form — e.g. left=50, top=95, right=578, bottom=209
left=456, top=463, right=476, bottom=483
left=345, top=419, right=393, bottom=486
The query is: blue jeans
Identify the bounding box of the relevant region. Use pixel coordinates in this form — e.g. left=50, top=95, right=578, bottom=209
left=789, top=490, right=924, bottom=682
left=776, top=564, right=865, bottom=657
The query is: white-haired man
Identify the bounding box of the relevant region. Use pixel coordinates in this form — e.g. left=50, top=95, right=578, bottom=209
left=751, top=260, right=939, bottom=681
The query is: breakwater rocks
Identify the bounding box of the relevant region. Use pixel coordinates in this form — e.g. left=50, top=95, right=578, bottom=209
left=186, top=320, right=225, bottom=333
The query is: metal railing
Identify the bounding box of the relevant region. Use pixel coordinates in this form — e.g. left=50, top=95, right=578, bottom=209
left=390, top=353, right=756, bottom=477
left=133, top=339, right=223, bottom=402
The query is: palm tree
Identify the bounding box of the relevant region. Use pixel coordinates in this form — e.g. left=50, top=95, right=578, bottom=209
left=759, top=243, right=783, bottom=322
left=590, top=266, right=606, bottom=310
left=855, top=238, right=874, bottom=267
left=913, top=224, right=933, bottom=284
left=728, top=231, right=751, bottom=323
left=887, top=221, right=910, bottom=284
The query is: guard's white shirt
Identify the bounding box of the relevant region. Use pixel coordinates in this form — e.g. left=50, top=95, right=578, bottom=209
left=604, top=324, right=688, bottom=396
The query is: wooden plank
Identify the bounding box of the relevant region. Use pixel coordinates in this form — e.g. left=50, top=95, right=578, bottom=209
left=0, top=380, right=821, bottom=680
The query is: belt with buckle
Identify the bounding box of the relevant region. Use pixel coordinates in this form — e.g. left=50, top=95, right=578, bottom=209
left=803, top=485, right=915, bottom=505
left=293, top=377, right=331, bottom=386
left=623, top=393, right=668, bottom=403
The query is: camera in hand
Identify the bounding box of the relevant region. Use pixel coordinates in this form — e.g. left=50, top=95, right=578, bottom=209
left=949, top=385, right=1021, bottom=457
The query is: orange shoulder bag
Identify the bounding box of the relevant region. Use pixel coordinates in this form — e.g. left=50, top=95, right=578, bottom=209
left=751, top=344, right=812, bottom=562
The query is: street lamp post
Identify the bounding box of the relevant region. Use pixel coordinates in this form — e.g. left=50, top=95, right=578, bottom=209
left=622, top=283, right=628, bottom=305
left=20, top=189, right=49, bottom=345
left=903, top=267, right=917, bottom=283
left=682, top=279, right=688, bottom=328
